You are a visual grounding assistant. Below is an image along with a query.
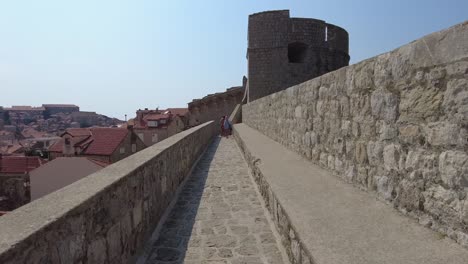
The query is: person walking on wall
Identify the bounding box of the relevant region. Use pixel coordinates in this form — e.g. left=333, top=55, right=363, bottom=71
left=220, top=116, right=226, bottom=137
left=223, top=115, right=232, bottom=138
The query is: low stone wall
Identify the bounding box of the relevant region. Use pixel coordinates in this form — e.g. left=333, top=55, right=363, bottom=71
left=228, top=104, right=242, bottom=124
left=233, top=126, right=313, bottom=264
left=0, top=121, right=216, bottom=264
left=244, top=21, right=468, bottom=247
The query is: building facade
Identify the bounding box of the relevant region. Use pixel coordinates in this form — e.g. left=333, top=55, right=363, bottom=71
left=132, top=108, right=188, bottom=146
left=188, top=86, right=244, bottom=127
left=49, top=127, right=146, bottom=163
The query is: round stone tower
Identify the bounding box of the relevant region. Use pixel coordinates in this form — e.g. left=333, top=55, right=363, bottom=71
left=247, top=10, right=350, bottom=101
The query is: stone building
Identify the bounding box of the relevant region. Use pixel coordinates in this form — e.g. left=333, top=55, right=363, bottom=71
left=49, top=127, right=146, bottom=163
left=188, top=86, right=244, bottom=127
left=132, top=108, right=187, bottom=146
left=247, top=10, right=349, bottom=101
left=0, top=156, right=45, bottom=211
left=42, top=104, right=79, bottom=117
left=70, top=111, right=100, bottom=127
left=4, top=106, right=45, bottom=126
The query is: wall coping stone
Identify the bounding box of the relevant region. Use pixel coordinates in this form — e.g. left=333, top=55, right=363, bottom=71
left=0, top=121, right=216, bottom=262
left=233, top=123, right=468, bottom=264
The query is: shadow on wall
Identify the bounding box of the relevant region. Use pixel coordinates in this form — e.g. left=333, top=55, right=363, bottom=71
left=139, top=138, right=220, bottom=262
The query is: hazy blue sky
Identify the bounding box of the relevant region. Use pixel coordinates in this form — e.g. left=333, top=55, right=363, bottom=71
left=0, top=0, right=466, bottom=119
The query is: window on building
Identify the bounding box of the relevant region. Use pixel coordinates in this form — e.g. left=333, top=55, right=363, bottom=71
left=160, top=119, right=167, bottom=125
left=148, top=121, right=158, bottom=127
left=288, top=42, right=308, bottom=63
left=152, top=133, right=158, bottom=143
left=132, top=144, right=136, bottom=153
left=120, top=147, right=125, bottom=154
left=65, top=138, right=71, bottom=145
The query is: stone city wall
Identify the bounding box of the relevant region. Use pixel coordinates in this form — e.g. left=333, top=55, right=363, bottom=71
left=0, top=121, right=217, bottom=264
left=247, top=10, right=349, bottom=101
left=188, top=86, right=244, bottom=127
left=243, top=21, right=468, bottom=247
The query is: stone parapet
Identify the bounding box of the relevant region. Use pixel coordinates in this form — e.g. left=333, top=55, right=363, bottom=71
left=0, top=121, right=217, bottom=263
left=233, top=123, right=468, bottom=263
left=243, top=21, right=468, bottom=247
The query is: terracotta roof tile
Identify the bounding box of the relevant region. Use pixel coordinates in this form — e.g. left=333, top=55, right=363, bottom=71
left=144, top=114, right=170, bottom=121
left=84, top=128, right=128, bottom=155
left=63, top=128, right=92, bottom=137
left=49, top=127, right=129, bottom=156
left=0, top=156, right=45, bottom=174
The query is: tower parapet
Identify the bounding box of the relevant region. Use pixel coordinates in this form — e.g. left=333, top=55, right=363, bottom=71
left=247, top=10, right=350, bottom=101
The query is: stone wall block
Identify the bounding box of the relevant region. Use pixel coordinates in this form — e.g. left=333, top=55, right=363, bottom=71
left=424, top=122, right=461, bottom=147
left=422, top=22, right=468, bottom=65
left=399, top=124, right=423, bottom=145
left=374, top=53, right=393, bottom=89
left=106, top=223, right=122, bottom=262
left=439, top=151, right=468, bottom=189
left=423, top=186, right=461, bottom=226
left=87, top=237, right=107, bottom=264
left=348, top=60, right=375, bottom=94
left=376, top=175, right=393, bottom=201
left=396, top=178, right=424, bottom=212
left=400, top=85, right=443, bottom=121
left=370, top=88, right=399, bottom=122
left=339, top=96, right=350, bottom=118
left=341, top=120, right=351, bottom=136
left=443, top=79, right=468, bottom=124
left=446, top=60, right=468, bottom=76
left=367, top=141, right=384, bottom=166
left=383, top=144, right=401, bottom=172
left=355, top=141, right=368, bottom=165
left=377, top=121, right=398, bottom=141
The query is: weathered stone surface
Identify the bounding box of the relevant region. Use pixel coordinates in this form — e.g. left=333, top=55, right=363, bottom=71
left=0, top=122, right=217, bottom=264
left=443, top=79, right=468, bottom=123
left=243, top=21, right=468, bottom=249
left=399, top=85, right=443, bottom=120
left=139, top=138, right=287, bottom=264
left=370, top=88, right=398, bottom=122
left=439, top=151, right=468, bottom=189
left=424, top=122, right=461, bottom=147
left=234, top=123, right=468, bottom=264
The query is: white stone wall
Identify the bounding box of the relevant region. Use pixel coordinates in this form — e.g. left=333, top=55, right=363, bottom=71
left=244, top=22, right=468, bottom=247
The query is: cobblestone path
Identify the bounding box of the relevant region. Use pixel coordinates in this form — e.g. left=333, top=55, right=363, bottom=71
left=141, top=137, right=287, bottom=264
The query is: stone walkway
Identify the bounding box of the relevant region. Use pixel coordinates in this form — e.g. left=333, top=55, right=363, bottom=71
left=140, top=137, right=287, bottom=264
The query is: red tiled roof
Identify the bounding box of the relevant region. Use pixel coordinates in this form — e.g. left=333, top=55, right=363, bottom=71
left=84, top=128, right=128, bottom=155
left=144, top=114, right=170, bottom=121
left=49, top=127, right=129, bottom=156
left=63, top=128, right=92, bottom=137
left=0, top=156, right=45, bottom=174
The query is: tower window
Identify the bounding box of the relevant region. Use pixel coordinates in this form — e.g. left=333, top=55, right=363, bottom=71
left=288, top=42, right=308, bottom=63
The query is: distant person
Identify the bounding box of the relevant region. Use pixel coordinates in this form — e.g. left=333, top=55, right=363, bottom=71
left=223, top=115, right=232, bottom=138
left=220, top=116, right=226, bottom=137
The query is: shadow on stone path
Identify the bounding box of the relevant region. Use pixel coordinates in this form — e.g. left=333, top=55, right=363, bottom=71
left=140, top=136, right=287, bottom=264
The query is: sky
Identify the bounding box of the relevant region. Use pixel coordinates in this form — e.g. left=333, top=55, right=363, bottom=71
left=0, top=0, right=466, bottom=119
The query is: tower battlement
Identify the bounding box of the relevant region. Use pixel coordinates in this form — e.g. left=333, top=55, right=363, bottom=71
left=247, top=10, right=349, bottom=101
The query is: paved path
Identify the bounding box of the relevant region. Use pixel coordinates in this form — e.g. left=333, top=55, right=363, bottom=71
left=141, top=137, right=288, bottom=264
